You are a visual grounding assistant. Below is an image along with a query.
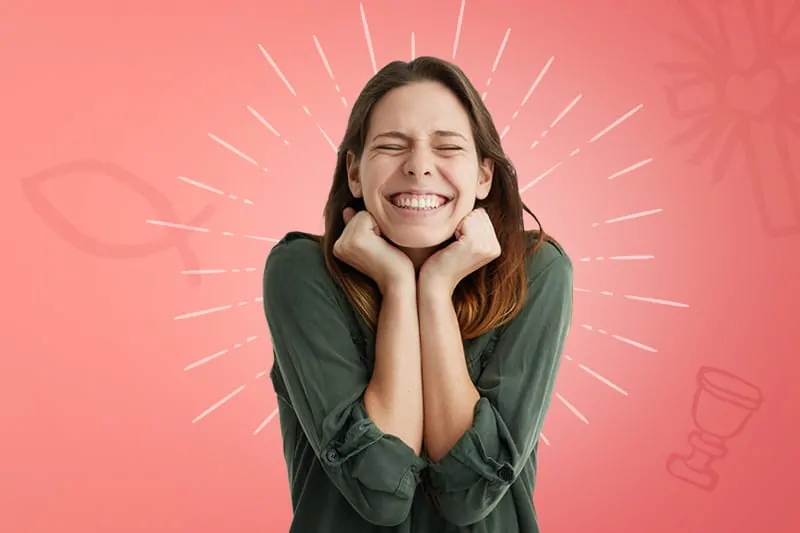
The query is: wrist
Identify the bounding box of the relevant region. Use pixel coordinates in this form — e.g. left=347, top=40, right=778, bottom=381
left=377, top=269, right=416, bottom=296
left=417, top=272, right=456, bottom=301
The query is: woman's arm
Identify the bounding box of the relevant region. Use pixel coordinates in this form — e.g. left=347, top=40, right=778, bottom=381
left=264, top=235, right=425, bottom=527
left=417, top=243, right=573, bottom=526
left=417, top=283, right=480, bottom=462
left=365, top=277, right=424, bottom=455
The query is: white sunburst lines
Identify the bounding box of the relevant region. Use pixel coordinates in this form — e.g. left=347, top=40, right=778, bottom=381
left=580, top=324, right=658, bottom=353
left=443, top=0, right=519, bottom=106
left=452, top=0, right=466, bottom=59
left=183, top=334, right=261, bottom=371
left=172, top=296, right=264, bottom=321
left=481, top=28, right=512, bottom=101
left=177, top=175, right=254, bottom=206
left=574, top=287, right=689, bottom=309
left=574, top=251, right=689, bottom=309
left=541, top=388, right=589, bottom=444
left=144, top=219, right=279, bottom=245
left=257, top=44, right=338, bottom=153
left=498, top=55, right=556, bottom=141
left=313, top=34, right=348, bottom=108
left=191, top=361, right=280, bottom=434
left=182, top=267, right=258, bottom=276
left=527, top=92, right=583, bottom=147
left=519, top=103, right=646, bottom=193
left=191, top=369, right=280, bottom=435
left=543, top=351, right=634, bottom=439
left=359, top=2, right=378, bottom=74
left=578, top=254, right=655, bottom=262
left=192, top=385, right=247, bottom=424
left=247, top=105, right=291, bottom=148
left=563, top=354, right=629, bottom=397
left=590, top=207, right=663, bottom=227
left=207, top=133, right=270, bottom=173
left=606, top=157, right=653, bottom=180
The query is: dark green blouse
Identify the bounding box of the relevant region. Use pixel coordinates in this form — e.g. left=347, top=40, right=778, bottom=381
left=262, top=231, right=573, bottom=532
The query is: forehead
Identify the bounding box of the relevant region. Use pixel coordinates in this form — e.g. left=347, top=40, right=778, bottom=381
left=368, top=81, right=472, bottom=136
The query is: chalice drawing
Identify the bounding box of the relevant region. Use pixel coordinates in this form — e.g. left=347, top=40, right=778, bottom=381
left=666, top=366, right=764, bottom=491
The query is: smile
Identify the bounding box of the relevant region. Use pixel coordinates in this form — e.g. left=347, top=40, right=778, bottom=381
left=388, top=192, right=452, bottom=211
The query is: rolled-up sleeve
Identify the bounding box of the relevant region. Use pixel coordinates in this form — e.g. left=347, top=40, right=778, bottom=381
left=424, top=250, right=573, bottom=526
left=263, top=238, right=426, bottom=527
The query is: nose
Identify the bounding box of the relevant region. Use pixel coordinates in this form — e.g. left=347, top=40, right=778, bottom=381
left=402, top=148, right=433, bottom=177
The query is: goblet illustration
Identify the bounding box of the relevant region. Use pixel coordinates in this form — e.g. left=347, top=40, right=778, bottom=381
left=666, top=366, right=764, bottom=491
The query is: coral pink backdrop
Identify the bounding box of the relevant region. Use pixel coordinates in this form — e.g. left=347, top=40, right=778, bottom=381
left=2, top=0, right=798, bottom=532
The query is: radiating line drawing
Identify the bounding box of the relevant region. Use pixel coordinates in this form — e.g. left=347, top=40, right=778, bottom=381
left=480, top=28, right=511, bottom=101
left=574, top=288, right=689, bottom=308
left=178, top=2, right=676, bottom=448
left=258, top=44, right=337, bottom=151
left=660, top=0, right=800, bottom=237
left=177, top=175, right=254, bottom=205
left=581, top=324, right=658, bottom=353
left=313, top=34, right=348, bottom=108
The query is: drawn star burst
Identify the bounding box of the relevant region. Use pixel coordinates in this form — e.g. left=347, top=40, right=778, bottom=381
left=660, top=0, right=800, bottom=236
left=147, top=1, right=690, bottom=445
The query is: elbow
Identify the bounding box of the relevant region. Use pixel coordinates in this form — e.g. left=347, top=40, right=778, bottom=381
left=341, top=449, right=423, bottom=527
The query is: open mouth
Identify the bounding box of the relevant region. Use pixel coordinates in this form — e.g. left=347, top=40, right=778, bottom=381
left=387, top=193, right=452, bottom=211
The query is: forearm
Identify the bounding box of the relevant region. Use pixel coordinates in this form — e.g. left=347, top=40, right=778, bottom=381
left=417, top=279, right=480, bottom=462
left=364, top=278, right=424, bottom=455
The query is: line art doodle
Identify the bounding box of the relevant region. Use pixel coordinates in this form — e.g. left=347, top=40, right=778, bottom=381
left=666, top=366, right=764, bottom=491
left=21, top=159, right=217, bottom=287
left=661, top=0, right=800, bottom=237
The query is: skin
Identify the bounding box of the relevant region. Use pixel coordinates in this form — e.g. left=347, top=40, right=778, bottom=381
left=334, top=80, right=502, bottom=461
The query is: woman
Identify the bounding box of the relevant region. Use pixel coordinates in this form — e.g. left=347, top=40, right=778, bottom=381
left=262, top=56, right=573, bottom=532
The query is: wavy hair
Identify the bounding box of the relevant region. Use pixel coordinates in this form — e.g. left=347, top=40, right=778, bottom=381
left=318, top=56, right=548, bottom=339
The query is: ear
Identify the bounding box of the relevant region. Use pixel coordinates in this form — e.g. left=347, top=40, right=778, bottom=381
left=475, top=158, right=494, bottom=200
left=345, top=151, right=362, bottom=198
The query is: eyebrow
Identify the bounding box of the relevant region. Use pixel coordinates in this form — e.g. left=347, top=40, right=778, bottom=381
left=371, top=130, right=469, bottom=142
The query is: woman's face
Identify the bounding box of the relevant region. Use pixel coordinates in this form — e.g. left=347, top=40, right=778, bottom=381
left=346, top=81, right=494, bottom=250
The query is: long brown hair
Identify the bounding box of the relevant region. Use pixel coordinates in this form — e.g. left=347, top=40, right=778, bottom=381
left=319, top=56, right=547, bottom=339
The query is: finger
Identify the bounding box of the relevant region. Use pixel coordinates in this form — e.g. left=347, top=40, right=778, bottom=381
left=370, top=215, right=382, bottom=236
left=456, top=211, right=473, bottom=234
left=343, top=207, right=356, bottom=224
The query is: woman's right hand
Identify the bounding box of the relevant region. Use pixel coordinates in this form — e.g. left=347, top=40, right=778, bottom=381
left=333, top=207, right=415, bottom=293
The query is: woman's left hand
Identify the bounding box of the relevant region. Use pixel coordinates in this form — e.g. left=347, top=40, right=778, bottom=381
left=419, top=208, right=501, bottom=294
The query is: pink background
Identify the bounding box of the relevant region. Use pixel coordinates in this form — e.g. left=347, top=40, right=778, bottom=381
left=2, top=0, right=799, bottom=531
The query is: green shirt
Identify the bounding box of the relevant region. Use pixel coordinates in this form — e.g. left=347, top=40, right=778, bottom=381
left=262, top=231, right=573, bottom=532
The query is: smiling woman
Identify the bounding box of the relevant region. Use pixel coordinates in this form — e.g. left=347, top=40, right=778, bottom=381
left=262, top=56, right=574, bottom=533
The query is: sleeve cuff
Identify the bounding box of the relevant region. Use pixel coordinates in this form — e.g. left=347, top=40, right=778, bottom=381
left=426, top=397, right=515, bottom=493
left=321, top=398, right=427, bottom=498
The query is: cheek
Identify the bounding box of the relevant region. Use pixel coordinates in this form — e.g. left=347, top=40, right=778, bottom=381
left=358, top=163, right=392, bottom=204
left=443, top=161, right=480, bottom=198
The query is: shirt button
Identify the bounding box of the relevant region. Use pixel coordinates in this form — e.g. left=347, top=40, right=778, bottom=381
left=325, top=449, right=339, bottom=463
left=497, top=464, right=514, bottom=483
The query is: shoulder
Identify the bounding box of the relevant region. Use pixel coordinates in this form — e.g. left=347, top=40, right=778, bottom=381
left=265, top=231, right=325, bottom=271
left=523, top=231, right=573, bottom=286
left=263, top=231, right=338, bottom=305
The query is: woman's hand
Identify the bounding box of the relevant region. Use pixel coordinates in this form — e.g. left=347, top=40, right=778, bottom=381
left=418, top=208, right=501, bottom=295
left=333, top=207, right=415, bottom=293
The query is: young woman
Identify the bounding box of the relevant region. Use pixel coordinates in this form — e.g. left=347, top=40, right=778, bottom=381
left=262, top=56, right=573, bottom=532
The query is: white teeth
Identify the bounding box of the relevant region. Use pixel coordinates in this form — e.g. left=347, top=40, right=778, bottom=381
left=392, top=194, right=445, bottom=210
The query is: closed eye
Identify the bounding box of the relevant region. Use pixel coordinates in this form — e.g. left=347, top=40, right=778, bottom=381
left=437, top=146, right=463, bottom=151
left=375, top=144, right=405, bottom=151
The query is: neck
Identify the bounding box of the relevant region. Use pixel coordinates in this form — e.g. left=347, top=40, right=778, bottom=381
left=399, top=246, right=438, bottom=274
